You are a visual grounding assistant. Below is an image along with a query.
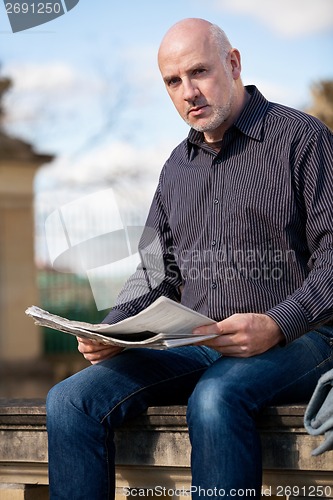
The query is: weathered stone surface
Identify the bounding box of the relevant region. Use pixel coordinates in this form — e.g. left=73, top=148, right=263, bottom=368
left=0, top=131, right=52, bottom=163
left=1, top=399, right=333, bottom=498
left=0, top=125, right=53, bottom=365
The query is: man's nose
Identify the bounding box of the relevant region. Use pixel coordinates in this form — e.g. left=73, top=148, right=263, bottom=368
left=182, top=79, right=200, bottom=102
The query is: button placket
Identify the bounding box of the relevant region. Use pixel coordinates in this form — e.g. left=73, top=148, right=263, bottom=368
left=209, top=165, right=222, bottom=292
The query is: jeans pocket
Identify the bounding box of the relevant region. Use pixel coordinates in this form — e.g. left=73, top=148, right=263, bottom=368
left=304, top=327, right=333, bottom=365
left=316, top=325, right=333, bottom=345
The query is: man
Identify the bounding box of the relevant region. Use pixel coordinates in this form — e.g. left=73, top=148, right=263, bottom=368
left=46, top=18, right=333, bottom=499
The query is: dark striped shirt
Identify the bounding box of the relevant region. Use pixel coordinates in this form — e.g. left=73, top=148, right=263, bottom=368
left=103, top=85, right=333, bottom=343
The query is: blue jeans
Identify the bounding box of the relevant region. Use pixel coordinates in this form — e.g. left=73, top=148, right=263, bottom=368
left=46, top=326, right=333, bottom=500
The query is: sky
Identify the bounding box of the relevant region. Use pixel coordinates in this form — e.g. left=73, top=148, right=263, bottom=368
left=1, top=0, right=333, bottom=198
left=1, top=0, right=332, bottom=282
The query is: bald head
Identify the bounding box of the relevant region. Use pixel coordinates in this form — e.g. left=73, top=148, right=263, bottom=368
left=158, top=18, right=232, bottom=68
left=157, top=18, right=245, bottom=142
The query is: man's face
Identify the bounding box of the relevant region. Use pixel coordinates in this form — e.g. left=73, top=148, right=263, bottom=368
left=158, top=32, right=238, bottom=136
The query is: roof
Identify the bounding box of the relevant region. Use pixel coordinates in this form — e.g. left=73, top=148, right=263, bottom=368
left=0, top=131, right=53, bottom=164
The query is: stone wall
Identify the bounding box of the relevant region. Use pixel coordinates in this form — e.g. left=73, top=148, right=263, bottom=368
left=0, top=132, right=52, bottom=364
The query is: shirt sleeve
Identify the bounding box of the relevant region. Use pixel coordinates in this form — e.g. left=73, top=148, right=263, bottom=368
left=102, top=173, right=182, bottom=325
left=266, top=126, right=333, bottom=342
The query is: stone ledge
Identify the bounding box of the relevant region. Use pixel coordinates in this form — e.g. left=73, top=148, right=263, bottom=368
left=115, top=404, right=333, bottom=472
left=1, top=399, right=333, bottom=498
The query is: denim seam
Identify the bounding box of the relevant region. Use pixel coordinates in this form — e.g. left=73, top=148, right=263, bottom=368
left=253, top=348, right=333, bottom=411
left=99, top=366, right=208, bottom=424
left=105, top=427, right=111, bottom=500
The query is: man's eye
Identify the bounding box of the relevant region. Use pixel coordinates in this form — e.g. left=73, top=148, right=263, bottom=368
left=168, top=78, right=180, bottom=87
left=193, top=68, right=206, bottom=75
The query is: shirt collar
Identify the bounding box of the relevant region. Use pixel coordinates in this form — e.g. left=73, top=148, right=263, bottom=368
left=188, top=85, right=269, bottom=146
left=235, top=85, right=269, bottom=141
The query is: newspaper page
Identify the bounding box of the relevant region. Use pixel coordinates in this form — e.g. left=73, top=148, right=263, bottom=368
left=25, top=296, right=218, bottom=348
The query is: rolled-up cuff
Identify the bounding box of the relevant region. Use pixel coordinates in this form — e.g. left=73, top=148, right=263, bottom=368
left=265, top=299, right=309, bottom=343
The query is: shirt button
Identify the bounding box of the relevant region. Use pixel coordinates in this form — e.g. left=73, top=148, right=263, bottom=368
left=212, top=240, right=216, bottom=246
left=213, top=198, right=219, bottom=205
left=211, top=281, right=217, bottom=289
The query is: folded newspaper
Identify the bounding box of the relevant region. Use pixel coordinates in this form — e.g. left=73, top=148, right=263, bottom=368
left=25, top=296, right=218, bottom=349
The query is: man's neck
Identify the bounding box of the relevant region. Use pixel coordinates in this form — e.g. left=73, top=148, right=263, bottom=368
left=203, top=87, right=250, bottom=144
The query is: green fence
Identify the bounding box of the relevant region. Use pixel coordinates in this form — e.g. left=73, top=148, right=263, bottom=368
left=37, top=270, right=118, bottom=354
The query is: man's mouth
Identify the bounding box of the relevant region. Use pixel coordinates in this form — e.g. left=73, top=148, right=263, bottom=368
left=188, top=105, right=208, bottom=117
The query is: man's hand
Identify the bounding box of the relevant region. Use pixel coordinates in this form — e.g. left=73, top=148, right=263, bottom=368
left=193, top=313, right=284, bottom=357
left=77, top=337, right=123, bottom=364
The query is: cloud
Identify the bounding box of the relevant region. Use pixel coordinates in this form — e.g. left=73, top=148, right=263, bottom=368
left=34, top=139, right=171, bottom=268
left=2, top=61, right=108, bottom=146
left=212, top=0, right=333, bottom=37
left=4, top=62, right=83, bottom=92
left=2, top=56, right=165, bottom=155
left=2, top=59, right=148, bottom=159
left=243, top=77, right=304, bottom=108
left=36, top=139, right=171, bottom=190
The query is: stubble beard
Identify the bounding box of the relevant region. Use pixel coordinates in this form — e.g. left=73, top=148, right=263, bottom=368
left=187, top=100, right=233, bottom=133
left=185, top=78, right=236, bottom=133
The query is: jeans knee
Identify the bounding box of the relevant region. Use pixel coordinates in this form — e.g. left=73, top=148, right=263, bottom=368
left=47, top=377, right=98, bottom=441
left=187, top=376, right=252, bottom=428
left=46, top=380, right=73, bottom=424
left=46, top=373, right=90, bottom=422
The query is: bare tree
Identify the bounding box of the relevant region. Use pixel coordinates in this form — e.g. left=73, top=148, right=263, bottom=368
left=305, top=80, right=333, bottom=131
left=0, top=74, right=11, bottom=127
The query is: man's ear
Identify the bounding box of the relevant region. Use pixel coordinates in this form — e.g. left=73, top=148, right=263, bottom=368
left=230, top=49, right=242, bottom=80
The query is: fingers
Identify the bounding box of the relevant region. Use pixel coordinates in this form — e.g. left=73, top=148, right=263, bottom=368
left=77, top=337, right=123, bottom=364
left=193, top=315, right=241, bottom=336
left=193, top=322, right=222, bottom=336
left=77, top=337, right=110, bottom=351
left=193, top=322, right=244, bottom=355
left=199, top=335, right=249, bottom=356
left=196, top=330, right=248, bottom=356
left=192, top=313, right=283, bottom=358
